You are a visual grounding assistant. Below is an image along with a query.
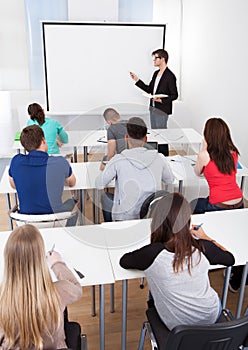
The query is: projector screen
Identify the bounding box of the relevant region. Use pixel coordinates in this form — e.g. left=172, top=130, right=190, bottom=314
left=42, top=22, right=166, bottom=112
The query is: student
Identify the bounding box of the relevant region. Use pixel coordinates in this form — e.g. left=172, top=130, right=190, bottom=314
left=100, top=108, right=128, bottom=170
left=95, top=117, right=174, bottom=222
left=191, top=117, right=243, bottom=213
left=27, top=102, right=68, bottom=154
left=120, top=192, right=235, bottom=332
left=0, top=224, right=82, bottom=349
left=9, top=125, right=78, bottom=226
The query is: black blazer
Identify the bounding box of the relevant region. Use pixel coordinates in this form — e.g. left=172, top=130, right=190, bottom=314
left=136, top=68, right=178, bottom=115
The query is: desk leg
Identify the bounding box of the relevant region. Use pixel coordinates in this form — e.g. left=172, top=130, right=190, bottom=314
left=73, top=146, right=77, bottom=163
left=178, top=180, right=183, bottom=194
left=91, top=286, right=96, bottom=317
left=236, top=262, right=248, bottom=318
left=99, top=285, right=105, bottom=350
left=79, top=189, right=85, bottom=225
left=221, top=266, right=231, bottom=309
left=6, top=193, right=13, bottom=230
left=122, top=280, right=128, bottom=350
left=110, top=283, right=115, bottom=313
left=84, top=146, right=88, bottom=162
left=93, top=189, right=100, bottom=224
left=240, top=176, right=245, bottom=192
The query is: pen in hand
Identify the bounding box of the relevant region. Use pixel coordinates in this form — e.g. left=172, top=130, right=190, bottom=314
left=194, top=223, right=203, bottom=231
left=49, top=243, right=55, bottom=255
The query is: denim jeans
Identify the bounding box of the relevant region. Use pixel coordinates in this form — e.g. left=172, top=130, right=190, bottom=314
left=149, top=106, right=169, bottom=156
left=149, top=106, right=168, bottom=129
left=62, top=198, right=78, bottom=226
left=101, top=191, right=114, bottom=222
left=190, top=197, right=244, bottom=214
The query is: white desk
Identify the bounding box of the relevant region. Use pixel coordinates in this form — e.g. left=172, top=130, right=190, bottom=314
left=13, top=128, right=203, bottom=162
left=0, top=226, right=115, bottom=350
left=167, top=155, right=248, bottom=201
left=191, top=209, right=248, bottom=318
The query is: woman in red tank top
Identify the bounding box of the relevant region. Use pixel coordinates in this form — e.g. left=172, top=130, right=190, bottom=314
left=190, top=117, right=244, bottom=293
left=191, top=117, right=243, bottom=214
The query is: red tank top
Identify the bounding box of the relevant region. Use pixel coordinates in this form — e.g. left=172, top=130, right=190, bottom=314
left=203, top=152, right=242, bottom=204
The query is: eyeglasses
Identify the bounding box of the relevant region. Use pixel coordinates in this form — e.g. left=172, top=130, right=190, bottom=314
left=153, top=56, right=161, bottom=60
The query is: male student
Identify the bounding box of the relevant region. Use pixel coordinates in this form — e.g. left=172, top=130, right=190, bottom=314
left=9, top=125, right=78, bottom=226
left=100, top=108, right=128, bottom=170
left=95, top=117, right=174, bottom=222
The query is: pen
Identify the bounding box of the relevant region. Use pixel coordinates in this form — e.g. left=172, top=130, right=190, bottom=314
left=194, top=223, right=203, bottom=231
left=97, top=140, right=108, bottom=143
left=98, top=136, right=105, bottom=140
left=50, top=243, right=55, bottom=255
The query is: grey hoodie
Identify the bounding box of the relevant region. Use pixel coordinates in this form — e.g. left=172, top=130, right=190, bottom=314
left=95, top=147, right=174, bottom=221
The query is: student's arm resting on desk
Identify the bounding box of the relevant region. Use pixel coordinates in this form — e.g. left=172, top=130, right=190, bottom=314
left=47, top=252, right=82, bottom=304
left=56, top=121, right=68, bottom=144
left=191, top=227, right=235, bottom=266
left=95, top=158, right=117, bottom=189
left=65, top=173, right=76, bottom=187
left=9, top=176, right=16, bottom=189
left=161, top=156, right=175, bottom=184
left=107, top=139, right=117, bottom=161
left=120, top=242, right=164, bottom=270
left=194, top=150, right=210, bottom=176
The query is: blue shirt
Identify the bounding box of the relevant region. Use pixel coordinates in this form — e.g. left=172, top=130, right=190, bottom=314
left=9, top=151, right=72, bottom=214
left=27, top=118, right=68, bottom=154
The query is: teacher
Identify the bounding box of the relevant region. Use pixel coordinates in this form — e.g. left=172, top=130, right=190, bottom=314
left=130, top=49, right=178, bottom=156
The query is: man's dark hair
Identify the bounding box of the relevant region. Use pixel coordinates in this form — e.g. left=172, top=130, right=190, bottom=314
left=103, top=108, right=120, bottom=122
left=20, top=125, right=45, bottom=152
left=127, top=117, right=147, bottom=140
left=152, top=49, right=169, bottom=64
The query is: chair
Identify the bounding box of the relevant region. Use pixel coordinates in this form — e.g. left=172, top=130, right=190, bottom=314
left=62, top=307, right=88, bottom=350
left=140, top=190, right=169, bottom=219
left=8, top=204, right=78, bottom=228
left=139, top=190, right=168, bottom=288
left=64, top=321, right=88, bottom=350
left=138, top=306, right=248, bottom=350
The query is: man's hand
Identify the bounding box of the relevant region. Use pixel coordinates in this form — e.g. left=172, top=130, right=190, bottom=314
left=130, top=71, right=139, bottom=82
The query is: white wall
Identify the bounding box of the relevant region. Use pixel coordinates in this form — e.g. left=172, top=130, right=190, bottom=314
left=1, top=0, right=248, bottom=170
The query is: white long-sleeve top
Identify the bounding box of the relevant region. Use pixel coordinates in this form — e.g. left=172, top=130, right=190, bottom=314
left=95, top=147, right=174, bottom=221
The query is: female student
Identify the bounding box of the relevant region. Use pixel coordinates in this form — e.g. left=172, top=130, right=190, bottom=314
left=191, top=117, right=243, bottom=214
left=0, top=224, right=82, bottom=349
left=27, top=102, right=68, bottom=154
left=120, top=192, right=234, bottom=331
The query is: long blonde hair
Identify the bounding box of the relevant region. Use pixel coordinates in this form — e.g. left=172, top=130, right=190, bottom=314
left=0, top=224, right=61, bottom=349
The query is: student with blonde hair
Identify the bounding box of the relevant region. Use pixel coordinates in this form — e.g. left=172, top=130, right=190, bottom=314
left=0, top=224, right=82, bottom=350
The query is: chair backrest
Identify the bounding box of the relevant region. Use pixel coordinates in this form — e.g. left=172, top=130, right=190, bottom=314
left=167, top=318, right=248, bottom=350
left=140, top=190, right=168, bottom=219
left=8, top=205, right=76, bottom=228
left=146, top=307, right=248, bottom=350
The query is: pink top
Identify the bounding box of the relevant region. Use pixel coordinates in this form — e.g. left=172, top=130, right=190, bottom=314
left=203, top=152, right=242, bottom=204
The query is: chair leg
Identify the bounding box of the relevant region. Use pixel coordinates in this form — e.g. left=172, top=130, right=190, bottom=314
left=138, top=322, right=147, bottom=350
left=81, top=333, right=88, bottom=350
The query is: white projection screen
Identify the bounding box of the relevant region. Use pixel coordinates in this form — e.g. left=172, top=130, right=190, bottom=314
left=42, top=22, right=166, bottom=113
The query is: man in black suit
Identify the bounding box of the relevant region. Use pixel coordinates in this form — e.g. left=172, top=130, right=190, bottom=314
left=130, top=49, right=178, bottom=156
